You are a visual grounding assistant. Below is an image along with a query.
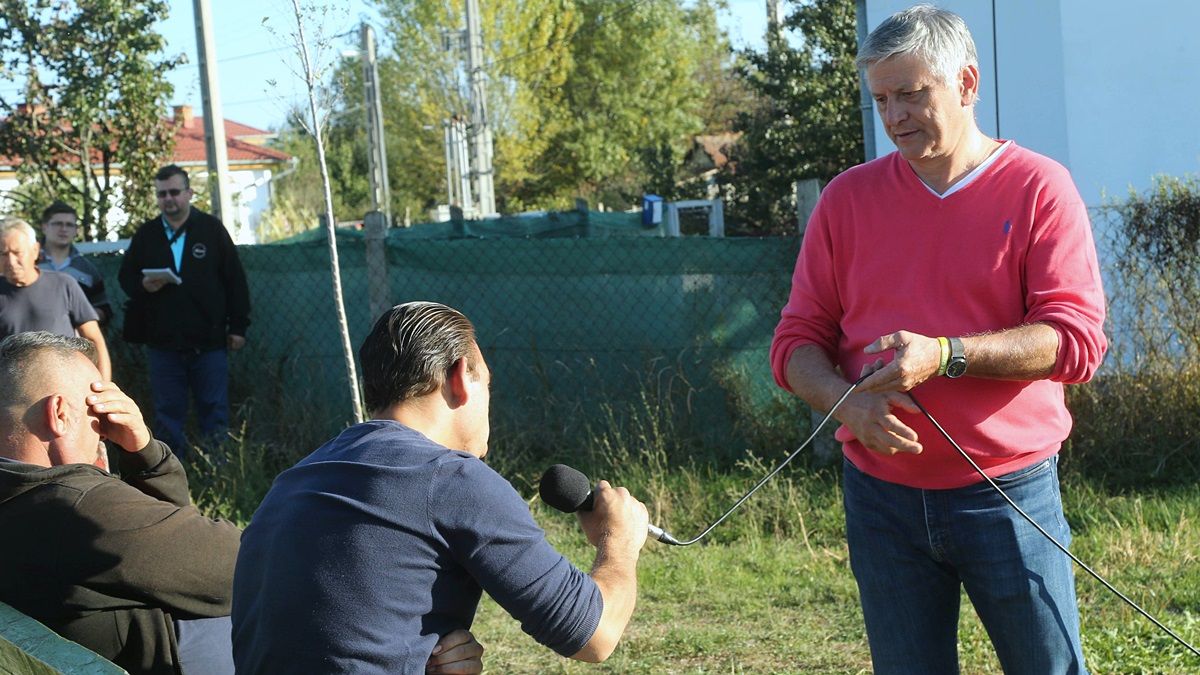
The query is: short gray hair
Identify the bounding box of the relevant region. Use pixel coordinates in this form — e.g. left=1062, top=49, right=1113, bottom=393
left=0, top=217, right=39, bottom=247
left=856, top=4, right=978, bottom=86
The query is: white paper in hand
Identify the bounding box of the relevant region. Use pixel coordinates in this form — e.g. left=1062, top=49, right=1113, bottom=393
left=142, top=268, right=182, bottom=285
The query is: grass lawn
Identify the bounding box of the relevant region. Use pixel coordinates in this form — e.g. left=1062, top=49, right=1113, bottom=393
left=467, top=480, right=1200, bottom=674
left=190, top=436, right=1200, bottom=673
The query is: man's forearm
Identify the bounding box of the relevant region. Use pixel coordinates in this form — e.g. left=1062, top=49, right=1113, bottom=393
left=574, top=543, right=640, bottom=662
left=961, top=322, right=1059, bottom=380
left=77, top=321, right=111, bottom=381
left=119, top=440, right=193, bottom=507
left=785, top=344, right=853, bottom=413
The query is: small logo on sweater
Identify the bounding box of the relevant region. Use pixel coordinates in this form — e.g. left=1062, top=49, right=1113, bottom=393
left=1003, top=219, right=1012, bottom=234
left=191, top=243, right=207, bottom=259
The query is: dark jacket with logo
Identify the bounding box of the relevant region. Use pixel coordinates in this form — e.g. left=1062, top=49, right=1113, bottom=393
left=0, top=441, right=240, bottom=675
left=118, top=208, right=250, bottom=350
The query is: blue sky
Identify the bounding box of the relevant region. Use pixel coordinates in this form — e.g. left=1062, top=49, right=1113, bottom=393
left=159, top=0, right=770, bottom=131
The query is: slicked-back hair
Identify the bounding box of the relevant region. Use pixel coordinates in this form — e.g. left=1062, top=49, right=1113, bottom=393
left=40, top=200, right=78, bottom=225
left=0, top=332, right=97, bottom=407
left=359, top=302, right=479, bottom=413
left=856, top=4, right=978, bottom=87
left=154, top=164, right=190, bottom=188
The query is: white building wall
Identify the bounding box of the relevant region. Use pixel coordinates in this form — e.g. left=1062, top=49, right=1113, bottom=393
left=218, top=168, right=274, bottom=245
left=862, top=1, right=1200, bottom=208
left=1056, top=0, right=1200, bottom=205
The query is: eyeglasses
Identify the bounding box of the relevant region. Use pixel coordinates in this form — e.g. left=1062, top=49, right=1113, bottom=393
left=47, top=221, right=77, bottom=229
left=156, top=188, right=186, bottom=198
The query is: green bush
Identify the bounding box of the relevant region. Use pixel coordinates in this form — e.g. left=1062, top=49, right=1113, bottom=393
left=1064, top=176, right=1200, bottom=487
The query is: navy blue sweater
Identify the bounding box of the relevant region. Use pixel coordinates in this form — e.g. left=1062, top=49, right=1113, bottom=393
left=231, top=421, right=602, bottom=673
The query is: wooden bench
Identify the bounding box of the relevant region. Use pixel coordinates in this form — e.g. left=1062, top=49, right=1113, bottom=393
left=0, top=602, right=126, bottom=674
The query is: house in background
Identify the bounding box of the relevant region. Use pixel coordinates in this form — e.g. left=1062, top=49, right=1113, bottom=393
left=856, top=0, right=1200, bottom=211
left=168, top=105, right=295, bottom=244
left=0, top=104, right=293, bottom=244
left=682, top=132, right=740, bottom=200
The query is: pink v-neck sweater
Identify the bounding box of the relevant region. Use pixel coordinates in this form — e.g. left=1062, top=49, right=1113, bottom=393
left=771, top=143, right=1107, bottom=489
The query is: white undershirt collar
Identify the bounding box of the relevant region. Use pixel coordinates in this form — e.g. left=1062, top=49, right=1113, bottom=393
left=922, top=140, right=1013, bottom=199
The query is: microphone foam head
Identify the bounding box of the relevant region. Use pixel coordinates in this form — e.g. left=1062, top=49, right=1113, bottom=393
left=539, top=464, right=592, bottom=513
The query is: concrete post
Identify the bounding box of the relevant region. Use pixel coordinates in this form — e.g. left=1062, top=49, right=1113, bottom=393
left=363, top=211, right=391, bottom=323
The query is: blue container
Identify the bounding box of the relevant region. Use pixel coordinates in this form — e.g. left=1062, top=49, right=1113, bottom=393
left=641, top=194, right=663, bottom=227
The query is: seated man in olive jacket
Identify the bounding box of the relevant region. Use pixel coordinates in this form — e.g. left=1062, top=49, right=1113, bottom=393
left=0, top=332, right=485, bottom=675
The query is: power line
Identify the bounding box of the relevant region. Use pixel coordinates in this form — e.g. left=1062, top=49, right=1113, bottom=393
left=216, top=29, right=357, bottom=65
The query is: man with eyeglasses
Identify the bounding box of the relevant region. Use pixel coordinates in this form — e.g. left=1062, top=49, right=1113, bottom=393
left=38, top=201, right=112, bottom=326
left=118, top=164, right=250, bottom=457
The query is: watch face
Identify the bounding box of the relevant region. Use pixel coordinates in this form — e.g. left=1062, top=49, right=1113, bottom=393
left=946, top=359, right=967, bottom=378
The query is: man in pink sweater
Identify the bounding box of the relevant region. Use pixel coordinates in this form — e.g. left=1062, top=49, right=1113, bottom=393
left=770, top=5, right=1105, bottom=674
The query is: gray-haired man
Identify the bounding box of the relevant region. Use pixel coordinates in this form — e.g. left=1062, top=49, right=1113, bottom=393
left=771, top=5, right=1105, bottom=673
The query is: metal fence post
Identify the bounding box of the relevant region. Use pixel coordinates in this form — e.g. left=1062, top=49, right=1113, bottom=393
left=795, top=178, right=822, bottom=235
left=708, top=198, right=725, bottom=237
left=794, top=178, right=839, bottom=464
left=364, top=211, right=391, bottom=323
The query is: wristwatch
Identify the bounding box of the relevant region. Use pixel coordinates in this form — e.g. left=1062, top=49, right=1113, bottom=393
left=945, top=337, right=967, bottom=378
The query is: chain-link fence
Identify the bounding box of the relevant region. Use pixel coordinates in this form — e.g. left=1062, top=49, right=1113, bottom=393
left=82, top=193, right=1200, bottom=485
left=91, top=218, right=804, bottom=460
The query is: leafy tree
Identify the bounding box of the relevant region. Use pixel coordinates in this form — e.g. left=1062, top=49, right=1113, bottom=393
left=530, top=0, right=714, bottom=208
left=723, top=0, right=863, bottom=235
left=0, top=0, right=179, bottom=238
left=265, top=105, right=371, bottom=232
left=273, top=0, right=727, bottom=222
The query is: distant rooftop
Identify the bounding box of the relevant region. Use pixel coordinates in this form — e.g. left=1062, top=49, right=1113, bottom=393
left=0, top=104, right=291, bottom=171
left=169, top=105, right=291, bottom=166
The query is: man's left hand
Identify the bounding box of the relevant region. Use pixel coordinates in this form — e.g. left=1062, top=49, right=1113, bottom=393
left=857, top=330, right=942, bottom=393
left=425, top=629, right=484, bottom=674
left=227, top=334, right=246, bottom=351
left=86, top=381, right=151, bottom=453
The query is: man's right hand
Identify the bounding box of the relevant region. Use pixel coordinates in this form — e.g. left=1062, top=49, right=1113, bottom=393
left=577, top=480, right=650, bottom=554
left=142, top=275, right=167, bottom=293
left=835, top=390, right=923, bottom=456
left=86, top=381, right=152, bottom=453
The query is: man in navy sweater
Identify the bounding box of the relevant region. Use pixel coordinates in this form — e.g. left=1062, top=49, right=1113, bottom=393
left=232, top=302, right=650, bottom=673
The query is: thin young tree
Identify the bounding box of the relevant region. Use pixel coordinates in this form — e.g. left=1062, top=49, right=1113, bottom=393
left=286, top=0, right=364, bottom=423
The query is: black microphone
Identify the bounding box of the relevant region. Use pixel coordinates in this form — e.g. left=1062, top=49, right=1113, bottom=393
left=538, top=464, right=682, bottom=545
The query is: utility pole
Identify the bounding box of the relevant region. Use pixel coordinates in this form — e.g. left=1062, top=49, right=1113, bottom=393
left=192, top=0, right=234, bottom=232
left=443, top=116, right=473, bottom=214
left=766, top=0, right=784, bottom=52
left=463, top=0, right=495, bottom=217
left=361, top=23, right=391, bottom=224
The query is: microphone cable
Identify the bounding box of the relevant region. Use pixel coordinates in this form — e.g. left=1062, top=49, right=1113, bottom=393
left=661, top=376, right=1200, bottom=658
left=907, top=392, right=1200, bottom=659
left=665, top=373, right=868, bottom=547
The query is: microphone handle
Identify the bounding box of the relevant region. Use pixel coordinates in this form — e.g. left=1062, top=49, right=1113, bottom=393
left=579, top=485, right=681, bottom=545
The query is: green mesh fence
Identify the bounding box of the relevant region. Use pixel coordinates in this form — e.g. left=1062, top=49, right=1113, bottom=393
left=91, top=223, right=802, bottom=457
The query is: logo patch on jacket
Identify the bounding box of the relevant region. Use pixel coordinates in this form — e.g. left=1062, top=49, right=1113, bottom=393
left=191, top=243, right=207, bottom=259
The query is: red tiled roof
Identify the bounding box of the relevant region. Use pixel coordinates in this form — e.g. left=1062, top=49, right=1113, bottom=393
left=693, top=132, right=741, bottom=169
left=0, top=112, right=291, bottom=169
left=171, top=118, right=291, bottom=164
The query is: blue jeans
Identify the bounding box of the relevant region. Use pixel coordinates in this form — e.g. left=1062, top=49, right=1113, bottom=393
left=843, top=456, right=1087, bottom=674
left=175, top=616, right=234, bottom=675
left=147, top=347, right=230, bottom=457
